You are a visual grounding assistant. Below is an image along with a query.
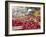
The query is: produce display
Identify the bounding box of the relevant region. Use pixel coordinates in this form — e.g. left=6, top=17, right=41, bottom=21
left=12, top=7, right=41, bottom=30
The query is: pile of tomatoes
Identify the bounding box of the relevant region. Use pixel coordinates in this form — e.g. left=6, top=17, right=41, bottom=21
left=12, top=16, right=40, bottom=30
